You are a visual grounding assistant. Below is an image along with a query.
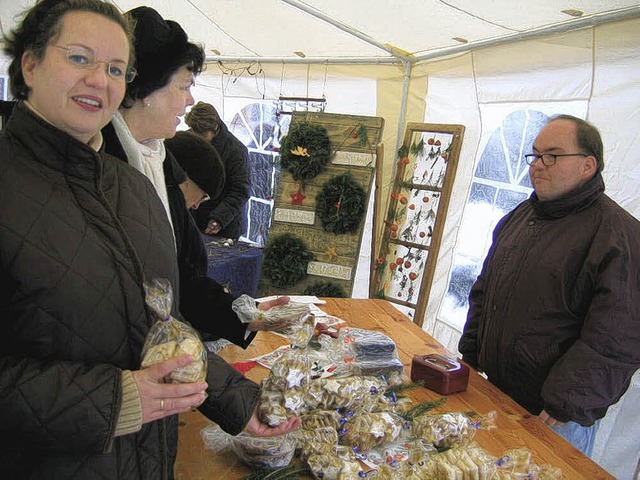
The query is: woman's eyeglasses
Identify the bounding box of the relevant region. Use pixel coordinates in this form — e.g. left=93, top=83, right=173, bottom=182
left=53, top=44, right=137, bottom=83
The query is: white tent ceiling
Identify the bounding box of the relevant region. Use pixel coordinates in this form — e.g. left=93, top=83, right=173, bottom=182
left=2, top=0, right=640, bottom=64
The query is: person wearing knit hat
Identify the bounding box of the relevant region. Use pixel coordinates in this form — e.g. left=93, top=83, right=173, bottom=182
left=185, top=101, right=251, bottom=238
left=101, top=5, right=302, bottom=452
left=165, top=130, right=226, bottom=230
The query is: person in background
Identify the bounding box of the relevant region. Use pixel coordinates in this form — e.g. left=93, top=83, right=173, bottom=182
left=0, top=1, right=294, bottom=478
left=102, top=6, right=294, bottom=348
left=459, top=114, right=640, bottom=458
left=165, top=129, right=226, bottom=230
left=185, top=101, right=250, bottom=239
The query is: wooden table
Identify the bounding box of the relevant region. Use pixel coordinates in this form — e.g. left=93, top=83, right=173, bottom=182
left=175, top=298, right=614, bottom=479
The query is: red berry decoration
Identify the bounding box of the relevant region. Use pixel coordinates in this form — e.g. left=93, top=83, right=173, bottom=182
left=419, top=231, right=426, bottom=238
left=409, top=204, right=416, bottom=210
left=352, top=133, right=358, bottom=139
left=434, top=139, right=441, bottom=146
left=427, top=138, right=435, bottom=145
left=423, top=197, right=430, bottom=203
left=399, top=197, right=408, bottom=205
left=390, top=263, right=397, bottom=271
left=409, top=272, right=418, bottom=281
left=404, top=260, right=412, bottom=268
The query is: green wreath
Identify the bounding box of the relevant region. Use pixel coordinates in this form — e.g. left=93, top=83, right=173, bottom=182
left=262, top=233, right=314, bottom=287
left=303, top=281, right=347, bottom=298
left=315, top=173, right=367, bottom=234
left=280, top=122, right=332, bottom=181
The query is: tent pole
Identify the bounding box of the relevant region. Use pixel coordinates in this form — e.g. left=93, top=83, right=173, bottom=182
left=394, top=61, right=412, bottom=161
left=280, top=0, right=413, bottom=63
left=413, top=5, right=640, bottom=63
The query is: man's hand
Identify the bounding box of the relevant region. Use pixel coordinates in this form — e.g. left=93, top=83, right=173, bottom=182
left=539, top=409, right=565, bottom=426
left=204, top=219, right=222, bottom=235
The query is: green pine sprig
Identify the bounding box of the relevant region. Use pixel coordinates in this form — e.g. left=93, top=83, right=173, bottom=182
left=398, top=397, right=448, bottom=422
left=242, top=463, right=311, bottom=480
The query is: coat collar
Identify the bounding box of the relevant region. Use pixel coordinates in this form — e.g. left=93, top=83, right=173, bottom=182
left=4, top=102, right=101, bottom=180
left=530, top=173, right=605, bottom=218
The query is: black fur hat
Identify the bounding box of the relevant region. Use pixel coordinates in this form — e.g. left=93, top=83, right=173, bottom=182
left=124, top=6, right=204, bottom=103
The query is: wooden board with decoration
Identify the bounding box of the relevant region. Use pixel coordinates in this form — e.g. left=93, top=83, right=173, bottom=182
left=259, top=112, right=384, bottom=298
left=370, top=123, right=465, bottom=326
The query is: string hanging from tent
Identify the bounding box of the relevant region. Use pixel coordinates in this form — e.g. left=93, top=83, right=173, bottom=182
left=216, top=61, right=266, bottom=98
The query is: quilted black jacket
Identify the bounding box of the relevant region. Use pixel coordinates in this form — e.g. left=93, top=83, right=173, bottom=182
left=0, top=104, right=258, bottom=479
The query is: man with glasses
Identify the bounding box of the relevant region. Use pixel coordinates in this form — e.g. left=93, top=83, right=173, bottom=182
left=459, top=114, right=640, bottom=458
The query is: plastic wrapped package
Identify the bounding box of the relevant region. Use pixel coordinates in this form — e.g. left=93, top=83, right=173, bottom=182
left=495, top=448, right=563, bottom=479
left=232, top=295, right=314, bottom=347
left=300, top=409, right=343, bottom=430
left=257, top=385, right=291, bottom=426
left=140, top=279, right=207, bottom=383
left=372, top=461, right=434, bottom=480
left=307, top=375, right=388, bottom=410
left=291, top=426, right=339, bottom=461
left=412, top=411, right=496, bottom=449
left=307, top=449, right=363, bottom=480
left=316, top=327, right=405, bottom=378
left=230, top=432, right=296, bottom=469
left=268, top=349, right=312, bottom=391
left=339, top=412, right=405, bottom=451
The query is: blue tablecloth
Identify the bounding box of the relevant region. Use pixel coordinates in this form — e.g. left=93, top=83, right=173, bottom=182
left=202, top=235, right=263, bottom=298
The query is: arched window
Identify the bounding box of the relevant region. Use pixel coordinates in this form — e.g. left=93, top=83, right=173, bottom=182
left=228, top=102, right=291, bottom=245
left=439, top=109, right=548, bottom=331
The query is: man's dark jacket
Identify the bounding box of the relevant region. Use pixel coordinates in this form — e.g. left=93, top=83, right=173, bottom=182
left=208, top=121, right=250, bottom=239
left=459, top=173, right=640, bottom=425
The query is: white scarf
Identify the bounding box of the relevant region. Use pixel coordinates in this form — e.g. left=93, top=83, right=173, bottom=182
left=111, top=111, right=175, bottom=236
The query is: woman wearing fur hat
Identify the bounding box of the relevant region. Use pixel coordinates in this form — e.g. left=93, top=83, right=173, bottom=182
left=102, top=7, right=298, bottom=342
left=101, top=2, right=301, bottom=453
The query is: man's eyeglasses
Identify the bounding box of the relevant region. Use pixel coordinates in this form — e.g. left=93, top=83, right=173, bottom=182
left=53, top=45, right=137, bottom=83
left=524, top=153, right=588, bottom=166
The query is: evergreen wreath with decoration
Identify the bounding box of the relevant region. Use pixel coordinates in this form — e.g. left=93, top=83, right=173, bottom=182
left=262, top=233, right=314, bottom=287
left=315, top=172, right=367, bottom=234
left=303, top=281, right=347, bottom=298
left=280, top=122, right=332, bottom=181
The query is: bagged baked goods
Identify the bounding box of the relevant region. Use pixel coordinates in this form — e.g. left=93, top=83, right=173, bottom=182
left=412, top=411, right=496, bottom=449
left=339, top=411, right=405, bottom=451
left=230, top=432, right=296, bottom=469
left=140, top=278, right=207, bottom=383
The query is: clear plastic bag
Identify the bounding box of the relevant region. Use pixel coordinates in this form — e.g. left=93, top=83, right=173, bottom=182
left=140, top=278, right=207, bottom=383
left=230, top=432, right=296, bottom=469
left=232, top=295, right=314, bottom=348
left=411, top=410, right=497, bottom=449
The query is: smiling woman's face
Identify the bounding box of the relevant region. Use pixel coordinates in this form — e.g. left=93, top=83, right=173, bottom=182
left=21, top=11, right=130, bottom=143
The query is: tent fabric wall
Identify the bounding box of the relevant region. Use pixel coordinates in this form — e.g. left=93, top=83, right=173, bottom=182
left=418, top=18, right=640, bottom=479
left=1, top=6, right=638, bottom=475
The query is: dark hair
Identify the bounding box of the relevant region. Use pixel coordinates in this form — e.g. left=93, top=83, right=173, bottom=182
left=121, top=7, right=205, bottom=108
left=3, top=0, right=134, bottom=100
left=185, top=101, right=221, bottom=135
left=550, top=114, right=604, bottom=173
